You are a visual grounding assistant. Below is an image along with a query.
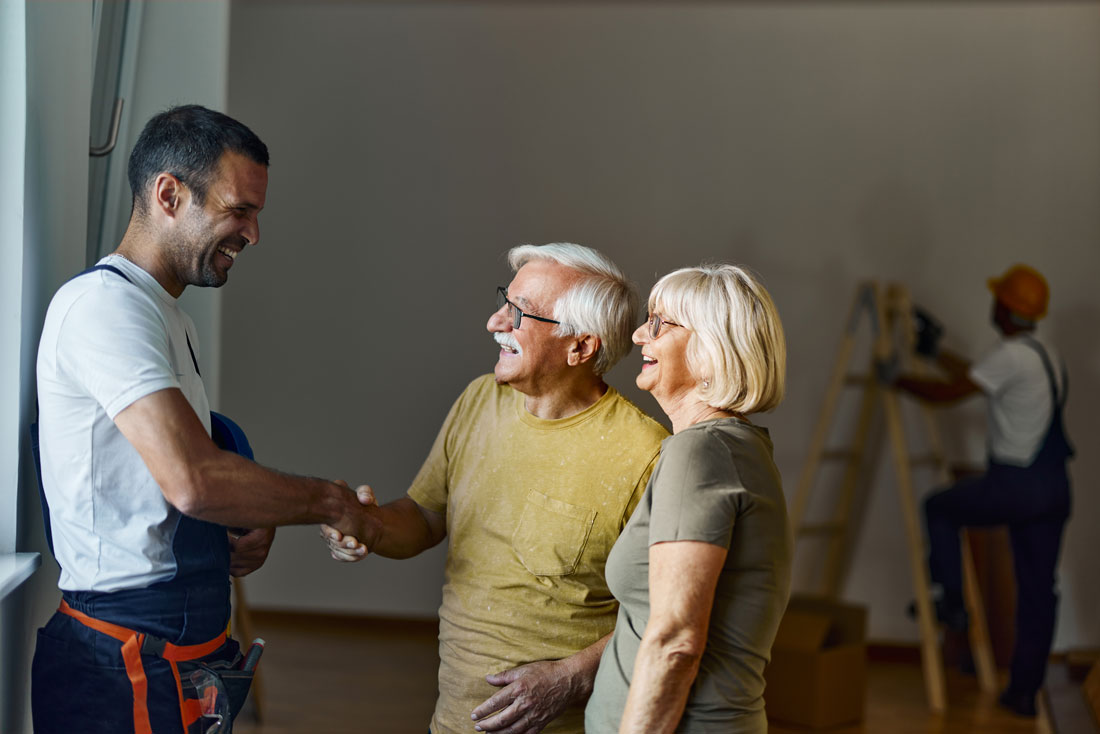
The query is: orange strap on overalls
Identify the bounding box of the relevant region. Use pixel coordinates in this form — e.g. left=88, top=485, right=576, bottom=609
left=58, top=599, right=227, bottom=734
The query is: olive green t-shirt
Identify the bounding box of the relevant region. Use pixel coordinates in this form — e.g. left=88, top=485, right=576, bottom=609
left=408, top=375, right=668, bottom=734
left=586, top=418, right=793, bottom=734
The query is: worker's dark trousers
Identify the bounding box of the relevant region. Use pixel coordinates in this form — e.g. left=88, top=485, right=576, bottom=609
left=924, top=459, right=1070, bottom=698
left=31, top=580, right=234, bottom=734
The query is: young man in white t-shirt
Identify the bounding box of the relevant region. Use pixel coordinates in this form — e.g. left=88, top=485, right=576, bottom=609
left=32, top=105, right=378, bottom=734
left=893, top=264, right=1073, bottom=718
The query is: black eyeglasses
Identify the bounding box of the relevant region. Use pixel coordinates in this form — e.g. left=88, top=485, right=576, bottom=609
left=648, top=313, right=680, bottom=339
left=496, top=287, right=561, bottom=330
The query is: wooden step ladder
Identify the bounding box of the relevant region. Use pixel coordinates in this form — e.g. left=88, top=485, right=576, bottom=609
left=789, top=281, right=997, bottom=712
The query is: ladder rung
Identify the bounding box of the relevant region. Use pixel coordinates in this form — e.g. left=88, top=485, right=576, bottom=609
left=910, top=454, right=943, bottom=467
left=821, top=449, right=860, bottom=462
left=799, top=522, right=845, bottom=536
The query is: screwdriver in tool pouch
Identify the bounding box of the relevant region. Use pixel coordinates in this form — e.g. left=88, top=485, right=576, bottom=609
left=240, top=638, right=265, bottom=672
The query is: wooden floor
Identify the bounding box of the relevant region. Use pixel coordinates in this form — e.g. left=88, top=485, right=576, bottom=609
left=233, top=611, right=1064, bottom=734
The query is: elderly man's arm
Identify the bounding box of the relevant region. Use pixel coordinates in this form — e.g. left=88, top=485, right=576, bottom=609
left=322, top=491, right=446, bottom=560
left=468, top=633, right=612, bottom=734
left=617, top=540, right=726, bottom=734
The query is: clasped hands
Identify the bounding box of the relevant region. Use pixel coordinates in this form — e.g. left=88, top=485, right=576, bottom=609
left=321, top=481, right=376, bottom=561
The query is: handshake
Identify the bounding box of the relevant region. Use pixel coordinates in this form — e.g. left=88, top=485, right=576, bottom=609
left=321, top=482, right=377, bottom=562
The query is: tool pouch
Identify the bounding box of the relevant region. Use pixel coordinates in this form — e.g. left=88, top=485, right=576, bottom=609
left=178, top=653, right=255, bottom=733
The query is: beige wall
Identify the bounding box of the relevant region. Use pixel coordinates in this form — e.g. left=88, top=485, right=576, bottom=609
left=126, top=2, right=233, bottom=409
left=223, top=1, right=1100, bottom=646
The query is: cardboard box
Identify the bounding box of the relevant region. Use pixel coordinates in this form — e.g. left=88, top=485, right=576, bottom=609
left=764, top=595, right=868, bottom=729
left=1084, top=659, right=1100, bottom=728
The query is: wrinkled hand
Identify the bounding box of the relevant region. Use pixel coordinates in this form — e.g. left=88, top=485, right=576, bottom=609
left=320, top=484, right=376, bottom=562
left=228, top=527, right=276, bottom=577
left=471, top=659, right=578, bottom=734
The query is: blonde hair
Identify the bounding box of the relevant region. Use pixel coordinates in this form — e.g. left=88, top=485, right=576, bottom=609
left=508, top=243, right=637, bottom=375
left=649, top=264, right=786, bottom=414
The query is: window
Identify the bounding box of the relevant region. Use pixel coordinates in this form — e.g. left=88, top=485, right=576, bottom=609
left=0, top=0, right=40, bottom=596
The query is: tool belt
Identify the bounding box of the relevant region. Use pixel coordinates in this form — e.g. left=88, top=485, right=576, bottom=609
left=58, top=599, right=254, bottom=733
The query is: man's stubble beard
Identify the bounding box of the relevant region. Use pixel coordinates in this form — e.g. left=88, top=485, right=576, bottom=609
left=168, top=217, right=228, bottom=289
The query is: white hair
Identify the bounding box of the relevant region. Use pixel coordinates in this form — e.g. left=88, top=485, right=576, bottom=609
left=507, top=243, right=637, bottom=375
left=649, top=263, right=786, bottom=414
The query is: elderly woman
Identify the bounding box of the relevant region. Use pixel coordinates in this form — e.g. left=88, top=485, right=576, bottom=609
left=585, top=264, right=793, bottom=734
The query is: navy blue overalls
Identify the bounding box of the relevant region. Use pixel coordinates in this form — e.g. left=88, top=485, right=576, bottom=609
left=924, top=336, right=1073, bottom=700
left=31, top=264, right=249, bottom=734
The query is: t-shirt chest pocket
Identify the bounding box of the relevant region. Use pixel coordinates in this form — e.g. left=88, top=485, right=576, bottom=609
left=511, top=490, right=597, bottom=576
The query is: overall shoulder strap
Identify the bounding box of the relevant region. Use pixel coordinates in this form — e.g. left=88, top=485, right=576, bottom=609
left=75, top=262, right=201, bottom=376
left=1018, top=336, right=1068, bottom=408
left=74, top=262, right=134, bottom=284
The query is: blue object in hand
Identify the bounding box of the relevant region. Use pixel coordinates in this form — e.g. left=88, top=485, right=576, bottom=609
left=210, top=412, right=254, bottom=460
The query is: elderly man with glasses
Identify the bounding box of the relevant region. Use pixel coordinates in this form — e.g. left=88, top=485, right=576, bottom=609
left=324, top=243, right=668, bottom=734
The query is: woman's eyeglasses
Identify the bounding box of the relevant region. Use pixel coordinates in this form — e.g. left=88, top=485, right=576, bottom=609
left=648, top=313, right=680, bottom=339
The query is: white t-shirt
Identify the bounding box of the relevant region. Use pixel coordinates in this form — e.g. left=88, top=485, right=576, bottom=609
left=36, top=255, right=212, bottom=592
left=968, top=334, right=1065, bottom=467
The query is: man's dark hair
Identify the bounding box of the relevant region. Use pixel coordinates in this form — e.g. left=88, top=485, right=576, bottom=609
left=127, top=104, right=269, bottom=216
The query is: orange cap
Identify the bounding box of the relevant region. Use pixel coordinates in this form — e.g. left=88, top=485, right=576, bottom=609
left=987, top=264, right=1049, bottom=321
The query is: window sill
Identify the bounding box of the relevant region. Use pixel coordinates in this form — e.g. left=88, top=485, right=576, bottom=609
left=0, top=552, right=41, bottom=600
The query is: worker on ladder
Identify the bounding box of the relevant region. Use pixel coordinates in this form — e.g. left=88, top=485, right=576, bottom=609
left=889, top=264, right=1073, bottom=718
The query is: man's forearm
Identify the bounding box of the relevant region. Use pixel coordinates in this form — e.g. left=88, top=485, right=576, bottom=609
left=562, top=632, right=612, bottom=702
left=176, top=450, right=359, bottom=530
left=894, top=374, right=978, bottom=404
left=935, top=348, right=972, bottom=380
left=113, top=387, right=366, bottom=534
left=366, top=497, right=445, bottom=559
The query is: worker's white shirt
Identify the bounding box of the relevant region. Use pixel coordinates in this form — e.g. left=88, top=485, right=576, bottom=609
left=968, top=333, right=1065, bottom=467
left=36, top=255, right=212, bottom=592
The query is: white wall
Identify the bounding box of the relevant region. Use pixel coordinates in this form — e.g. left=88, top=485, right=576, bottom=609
left=222, top=1, right=1100, bottom=648
left=1, top=0, right=27, bottom=556
left=5, top=4, right=93, bottom=732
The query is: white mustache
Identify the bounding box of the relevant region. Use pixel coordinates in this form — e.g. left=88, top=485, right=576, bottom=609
left=494, top=333, right=522, bottom=354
